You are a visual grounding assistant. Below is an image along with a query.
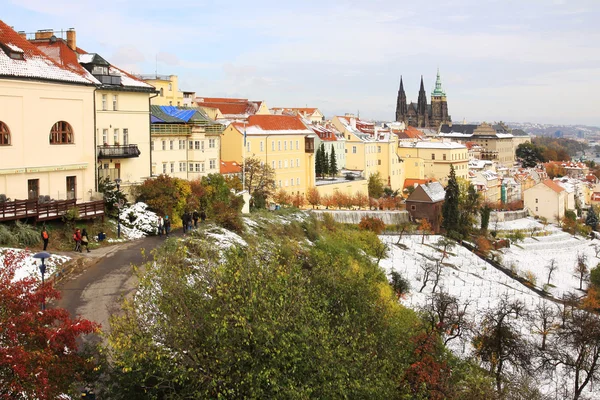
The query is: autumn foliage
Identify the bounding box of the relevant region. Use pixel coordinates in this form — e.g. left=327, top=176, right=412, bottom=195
left=0, top=249, right=99, bottom=399
left=358, top=216, right=386, bottom=234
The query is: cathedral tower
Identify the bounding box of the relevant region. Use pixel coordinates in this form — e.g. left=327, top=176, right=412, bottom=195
left=395, top=76, right=407, bottom=123
left=430, top=68, right=450, bottom=129
left=417, top=76, right=429, bottom=127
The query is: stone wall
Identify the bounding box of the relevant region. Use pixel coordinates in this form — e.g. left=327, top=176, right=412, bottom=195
left=311, top=210, right=410, bottom=225
left=490, top=209, right=529, bottom=223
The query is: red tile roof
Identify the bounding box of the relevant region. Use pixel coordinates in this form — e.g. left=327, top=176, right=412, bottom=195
left=404, top=178, right=437, bottom=190
left=396, top=126, right=424, bottom=140
left=0, top=20, right=93, bottom=84
left=220, top=160, right=242, bottom=175
left=310, top=123, right=341, bottom=141
left=198, top=97, right=248, bottom=103
left=592, top=192, right=600, bottom=201
left=33, top=40, right=92, bottom=79
left=232, top=114, right=311, bottom=133
left=196, top=97, right=262, bottom=116
left=543, top=179, right=565, bottom=193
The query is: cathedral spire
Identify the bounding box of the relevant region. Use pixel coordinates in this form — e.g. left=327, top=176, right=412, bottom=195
left=431, top=68, right=446, bottom=97
left=395, top=75, right=407, bottom=122
left=417, top=75, right=427, bottom=116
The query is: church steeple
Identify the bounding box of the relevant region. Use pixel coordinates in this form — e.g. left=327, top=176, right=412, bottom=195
left=417, top=75, right=427, bottom=115
left=395, top=76, right=407, bottom=122
left=431, top=68, right=446, bottom=97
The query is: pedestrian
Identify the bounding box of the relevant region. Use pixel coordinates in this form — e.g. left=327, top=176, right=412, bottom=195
left=192, top=210, right=199, bottom=228
left=158, top=215, right=164, bottom=236
left=81, top=228, right=90, bottom=253
left=200, top=209, right=206, bottom=223
left=164, top=215, right=171, bottom=236
left=41, top=227, right=49, bottom=251
left=182, top=212, right=190, bottom=234
left=73, top=228, right=82, bottom=253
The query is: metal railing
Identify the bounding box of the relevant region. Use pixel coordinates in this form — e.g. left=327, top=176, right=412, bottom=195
left=97, top=144, right=141, bottom=158
left=0, top=199, right=105, bottom=222
left=151, top=125, right=191, bottom=135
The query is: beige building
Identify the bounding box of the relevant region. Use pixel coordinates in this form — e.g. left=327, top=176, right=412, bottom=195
left=221, top=115, right=315, bottom=197
left=271, top=107, right=324, bottom=124
left=397, top=141, right=468, bottom=184
left=524, top=180, right=566, bottom=222
left=150, top=106, right=223, bottom=179
left=439, top=122, right=526, bottom=167
left=196, top=97, right=270, bottom=121
left=141, top=75, right=184, bottom=106
left=0, top=23, right=98, bottom=201
left=470, top=170, right=501, bottom=204
left=310, top=122, right=346, bottom=171
left=31, top=33, right=157, bottom=193
left=332, top=115, right=404, bottom=191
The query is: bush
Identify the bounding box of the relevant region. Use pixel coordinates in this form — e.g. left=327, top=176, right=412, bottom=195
left=62, top=207, right=80, bottom=227
left=0, top=224, right=17, bottom=246
left=390, top=271, right=411, bottom=298
left=358, top=216, right=385, bottom=234
left=345, top=173, right=355, bottom=181
left=523, top=270, right=537, bottom=286
left=13, top=221, right=40, bottom=247
left=212, top=201, right=245, bottom=234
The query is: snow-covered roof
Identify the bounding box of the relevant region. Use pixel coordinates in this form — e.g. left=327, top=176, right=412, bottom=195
left=0, top=21, right=95, bottom=85
left=231, top=115, right=313, bottom=136
left=399, top=141, right=466, bottom=150
left=421, top=182, right=445, bottom=202
left=78, top=53, right=94, bottom=64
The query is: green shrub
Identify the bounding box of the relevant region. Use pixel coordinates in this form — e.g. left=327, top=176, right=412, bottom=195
left=13, top=221, right=40, bottom=247
left=0, top=224, right=17, bottom=246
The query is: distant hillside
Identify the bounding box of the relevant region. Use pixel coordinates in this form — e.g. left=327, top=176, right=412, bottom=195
left=507, top=122, right=600, bottom=138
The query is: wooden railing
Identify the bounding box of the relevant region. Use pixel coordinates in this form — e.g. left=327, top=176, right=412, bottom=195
left=0, top=199, right=105, bottom=223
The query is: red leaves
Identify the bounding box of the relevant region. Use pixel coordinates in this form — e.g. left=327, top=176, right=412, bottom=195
left=0, top=249, right=99, bottom=399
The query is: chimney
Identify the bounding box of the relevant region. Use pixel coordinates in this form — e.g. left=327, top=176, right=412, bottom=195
left=35, top=29, right=54, bottom=40
left=17, top=31, right=26, bottom=40
left=350, top=117, right=356, bottom=130
left=66, top=28, right=76, bottom=51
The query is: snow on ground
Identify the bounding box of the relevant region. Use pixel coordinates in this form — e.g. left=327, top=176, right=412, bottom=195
left=114, top=202, right=160, bottom=240
left=204, top=227, right=247, bottom=249
left=0, top=248, right=71, bottom=282
left=491, top=216, right=545, bottom=232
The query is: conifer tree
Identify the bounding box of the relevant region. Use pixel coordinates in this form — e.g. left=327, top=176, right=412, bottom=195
left=330, top=146, right=338, bottom=178
left=315, top=145, right=323, bottom=178
left=320, top=143, right=329, bottom=177
left=441, top=165, right=460, bottom=236
left=586, top=206, right=598, bottom=231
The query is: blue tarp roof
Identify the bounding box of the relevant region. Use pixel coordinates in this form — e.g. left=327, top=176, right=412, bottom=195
left=159, top=106, right=197, bottom=122
left=151, top=115, right=165, bottom=123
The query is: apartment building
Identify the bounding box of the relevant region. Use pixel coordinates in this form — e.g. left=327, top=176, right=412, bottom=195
left=397, top=141, right=468, bottom=184
left=221, top=115, right=315, bottom=196
left=196, top=97, right=270, bottom=121
left=310, top=122, right=346, bottom=171
left=271, top=107, right=325, bottom=124
left=141, top=74, right=184, bottom=106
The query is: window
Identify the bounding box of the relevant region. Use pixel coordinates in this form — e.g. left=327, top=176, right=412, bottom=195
left=284, top=141, right=287, bottom=151
left=272, top=161, right=275, bottom=169
left=443, top=154, right=447, bottom=161
left=170, top=162, right=174, bottom=173
left=179, top=139, right=185, bottom=149
left=101, top=94, right=107, bottom=111
left=209, top=159, right=216, bottom=169
left=0, top=122, right=10, bottom=145
left=168, top=83, right=172, bottom=91
left=162, top=140, right=166, bottom=150
left=411, top=205, right=416, bottom=211
left=536, top=207, right=538, bottom=212
left=209, top=138, right=216, bottom=148
left=296, top=158, right=299, bottom=167
left=49, top=121, right=74, bottom=144
left=195, top=141, right=200, bottom=150
left=289, top=140, right=292, bottom=149
left=278, top=160, right=282, bottom=169
left=151, top=141, right=154, bottom=151
left=296, top=178, right=300, bottom=186
left=102, top=129, right=108, bottom=145
left=162, top=163, right=167, bottom=173
left=378, top=146, right=381, bottom=153
left=123, top=129, right=129, bottom=145
left=169, top=140, right=174, bottom=150
left=247, top=141, right=251, bottom=153
left=179, top=162, right=186, bottom=172
left=260, top=141, right=264, bottom=152
left=189, top=140, right=193, bottom=149
left=291, top=179, right=294, bottom=186
left=113, top=129, right=119, bottom=144
left=169, top=101, right=172, bottom=106
left=271, top=141, right=275, bottom=151
left=201, top=140, right=205, bottom=150
left=189, top=163, right=194, bottom=171
left=200, top=163, right=205, bottom=172
left=535, top=198, right=538, bottom=204
left=352, top=146, right=357, bottom=154
left=432, top=153, right=436, bottom=160
left=378, top=160, right=381, bottom=165
left=278, top=141, right=281, bottom=151
left=112, top=95, right=118, bottom=111
left=296, top=140, right=299, bottom=150
left=160, top=88, right=164, bottom=97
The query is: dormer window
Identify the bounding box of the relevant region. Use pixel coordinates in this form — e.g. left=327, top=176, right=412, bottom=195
left=92, top=65, right=108, bottom=75
left=9, top=52, right=23, bottom=60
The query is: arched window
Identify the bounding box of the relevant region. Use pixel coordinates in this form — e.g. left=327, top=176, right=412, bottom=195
left=0, top=122, right=10, bottom=145
left=49, top=121, right=74, bottom=144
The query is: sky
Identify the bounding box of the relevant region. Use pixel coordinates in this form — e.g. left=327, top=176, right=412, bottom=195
left=3, top=0, right=599, bottom=125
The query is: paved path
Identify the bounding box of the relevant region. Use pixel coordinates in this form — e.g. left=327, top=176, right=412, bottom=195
left=55, top=234, right=172, bottom=342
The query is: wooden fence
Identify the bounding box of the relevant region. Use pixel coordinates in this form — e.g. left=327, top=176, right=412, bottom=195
left=0, top=199, right=104, bottom=223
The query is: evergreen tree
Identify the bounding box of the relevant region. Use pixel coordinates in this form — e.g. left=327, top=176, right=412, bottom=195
left=586, top=206, right=599, bottom=231
left=315, top=145, right=323, bottom=178
left=320, top=143, right=329, bottom=177
left=329, top=146, right=338, bottom=178
left=441, top=165, right=460, bottom=236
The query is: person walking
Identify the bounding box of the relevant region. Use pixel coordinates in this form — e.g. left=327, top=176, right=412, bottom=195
left=158, top=216, right=164, bottom=237
left=73, top=228, right=82, bottom=253
left=182, top=212, right=189, bottom=234
left=81, top=228, right=90, bottom=253
left=41, top=227, right=49, bottom=251
left=200, top=209, right=206, bottom=224
left=164, top=215, right=171, bottom=237
left=193, top=210, right=199, bottom=228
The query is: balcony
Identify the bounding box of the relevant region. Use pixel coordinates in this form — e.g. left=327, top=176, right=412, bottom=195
left=151, top=125, right=191, bottom=136
left=305, top=137, right=315, bottom=153
left=97, top=144, right=141, bottom=159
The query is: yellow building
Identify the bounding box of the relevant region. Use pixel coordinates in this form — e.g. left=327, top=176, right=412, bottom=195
left=196, top=97, right=270, bottom=121
left=221, top=115, right=315, bottom=196
left=332, top=115, right=404, bottom=191
left=271, top=107, right=325, bottom=124
left=150, top=106, right=223, bottom=179
left=31, top=32, right=157, bottom=193
left=397, top=141, right=468, bottom=184
left=141, top=74, right=184, bottom=106
left=0, top=23, right=97, bottom=201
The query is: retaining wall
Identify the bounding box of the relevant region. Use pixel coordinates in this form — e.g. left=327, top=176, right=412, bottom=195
left=310, top=210, right=410, bottom=225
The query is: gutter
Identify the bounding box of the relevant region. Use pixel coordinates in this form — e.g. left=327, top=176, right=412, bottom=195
left=93, top=85, right=99, bottom=195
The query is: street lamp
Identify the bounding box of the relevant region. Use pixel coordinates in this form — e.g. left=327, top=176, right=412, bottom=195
left=33, top=251, right=50, bottom=310
left=114, top=178, right=122, bottom=239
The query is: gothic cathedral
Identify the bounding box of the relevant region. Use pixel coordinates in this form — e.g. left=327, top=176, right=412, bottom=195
left=395, top=70, right=451, bottom=129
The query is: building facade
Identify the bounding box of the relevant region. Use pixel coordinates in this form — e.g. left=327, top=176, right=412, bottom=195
left=523, top=180, right=566, bottom=222
left=141, top=75, right=184, bottom=106
left=398, top=141, right=468, bottom=184
left=395, top=70, right=451, bottom=129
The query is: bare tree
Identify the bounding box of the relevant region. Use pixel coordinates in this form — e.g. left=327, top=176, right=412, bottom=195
left=431, top=261, right=444, bottom=294
left=395, top=221, right=414, bottom=244
left=542, top=308, right=600, bottom=400
left=419, top=262, right=436, bottom=293
left=422, top=292, right=471, bottom=345
left=575, top=253, right=589, bottom=290
left=530, top=301, right=558, bottom=351
left=243, top=157, right=276, bottom=199
left=546, top=258, right=558, bottom=285
left=436, top=237, right=456, bottom=264
left=539, top=216, right=549, bottom=231
left=472, top=297, right=532, bottom=393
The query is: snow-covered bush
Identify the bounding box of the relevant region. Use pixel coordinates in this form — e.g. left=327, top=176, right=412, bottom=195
left=118, top=202, right=160, bottom=238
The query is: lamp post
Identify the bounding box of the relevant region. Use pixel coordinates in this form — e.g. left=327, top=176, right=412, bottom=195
left=114, top=178, right=122, bottom=239
left=33, top=251, right=50, bottom=310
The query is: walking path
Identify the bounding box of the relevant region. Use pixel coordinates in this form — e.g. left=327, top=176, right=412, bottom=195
left=55, top=233, right=176, bottom=343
